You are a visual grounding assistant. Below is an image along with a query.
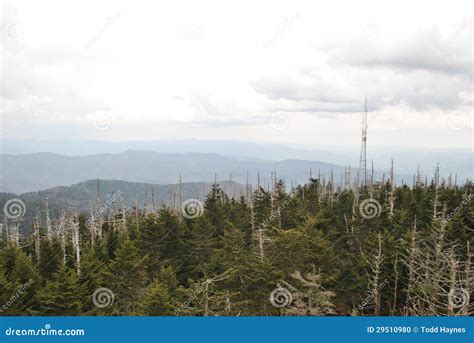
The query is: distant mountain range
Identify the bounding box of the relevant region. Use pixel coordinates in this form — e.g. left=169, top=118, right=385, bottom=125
left=1, top=139, right=471, bottom=185
left=1, top=150, right=352, bottom=194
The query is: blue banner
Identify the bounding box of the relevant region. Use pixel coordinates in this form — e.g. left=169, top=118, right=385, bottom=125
left=0, top=316, right=473, bottom=343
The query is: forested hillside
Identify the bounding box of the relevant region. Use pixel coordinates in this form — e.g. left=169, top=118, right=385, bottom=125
left=0, top=179, right=245, bottom=234
left=0, top=176, right=472, bottom=316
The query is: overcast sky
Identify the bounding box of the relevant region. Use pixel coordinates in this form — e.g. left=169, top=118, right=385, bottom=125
left=1, top=0, right=472, bottom=150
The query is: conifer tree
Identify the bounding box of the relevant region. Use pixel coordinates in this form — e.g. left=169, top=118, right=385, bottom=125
left=106, top=237, right=147, bottom=315
left=136, top=278, right=174, bottom=315
left=36, top=267, right=85, bottom=315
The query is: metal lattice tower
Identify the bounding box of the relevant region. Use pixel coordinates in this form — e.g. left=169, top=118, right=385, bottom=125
left=358, top=96, right=368, bottom=187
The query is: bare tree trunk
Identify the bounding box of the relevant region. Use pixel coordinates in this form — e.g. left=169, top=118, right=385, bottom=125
left=203, top=281, right=209, bottom=317
left=447, top=248, right=458, bottom=316
left=44, top=197, right=52, bottom=239
left=256, top=226, right=265, bottom=261
left=71, top=216, right=81, bottom=275
left=392, top=254, right=399, bottom=315
left=89, top=202, right=96, bottom=246
left=372, top=233, right=384, bottom=316
left=120, top=197, right=127, bottom=233
left=461, top=241, right=472, bottom=316
left=34, top=210, right=41, bottom=261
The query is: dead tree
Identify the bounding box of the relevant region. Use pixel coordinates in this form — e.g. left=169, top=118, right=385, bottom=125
left=461, top=242, right=473, bottom=316
left=151, top=187, right=157, bottom=211
left=391, top=253, right=399, bottom=315
left=282, top=268, right=336, bottom=316
left=70, top=215, right=81, bottom=275
left=88, top=202, right=97, bottom=246
left=34, top=210, right=41, bottom=261
left=44, top=197, right=52, bottom=239
left=57, top=210, right=67, bottom=266
left=363, top=233, right=384, bottom=315
left=403, top=218, right=421, bottom=315
left=119, top=197, right=127, bottom=233
left=184, top=270, right=233, bottom=316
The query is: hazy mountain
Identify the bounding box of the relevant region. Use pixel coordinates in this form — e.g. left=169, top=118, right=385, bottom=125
left=0, top=150, right=349, bottom=194
left=0, top=139, right=351, bottom=163
left=1, top=139, right=470, bottom=182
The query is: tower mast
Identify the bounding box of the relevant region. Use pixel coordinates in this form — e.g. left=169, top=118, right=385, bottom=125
left=358, top=95, right=368, bottom=187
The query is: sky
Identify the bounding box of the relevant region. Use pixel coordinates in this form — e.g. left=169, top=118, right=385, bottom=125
left=1, top=0, right=473, bottom=150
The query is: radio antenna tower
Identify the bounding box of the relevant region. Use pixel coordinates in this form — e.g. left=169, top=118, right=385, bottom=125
left=358, top=95, right=368, bottom=187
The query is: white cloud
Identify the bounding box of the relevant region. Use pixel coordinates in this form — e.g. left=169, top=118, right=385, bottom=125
left=0, top=0, right=472, bottom=149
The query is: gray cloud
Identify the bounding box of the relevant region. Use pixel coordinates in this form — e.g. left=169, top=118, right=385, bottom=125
left=252, top=20, right=471, bottom=115
left=332, top=19, right=472, bottom=76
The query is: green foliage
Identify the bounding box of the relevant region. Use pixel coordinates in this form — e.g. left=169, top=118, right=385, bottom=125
left=0, top=180, right=472, bottom=316
left=136, top=278, right=174, bottom=315
left=35, top=267, right=85, bottom=315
